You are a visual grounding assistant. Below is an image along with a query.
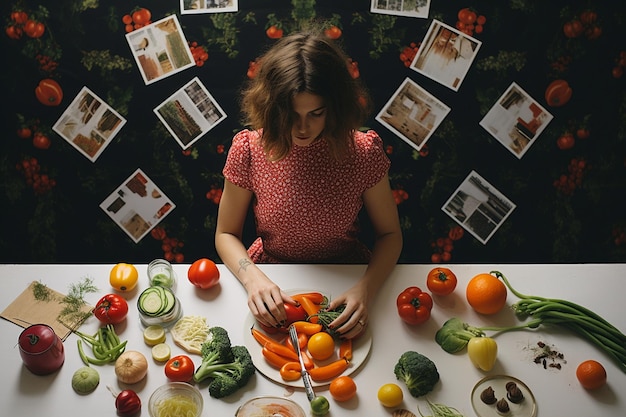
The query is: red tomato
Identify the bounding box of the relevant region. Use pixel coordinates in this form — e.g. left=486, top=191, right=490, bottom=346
left=576, top=128, right=590, bottom=139
left=448, top=225, right=464, bottom=241
left=187, top=258, right=220, bottom=289
left=324, top=26, right=342, bottom=39
left=284, top=303, right=307, bottom=326
left=32, top=132, right=51, bottom=149
left=6, top=24, right=23, bottom=40
left=458, top=8, right=477, bottom=25
left=35, top=78, right=63, bottom=106
left=93, top=293, right=129, bottom=324
left=426, top=267, right=458, bottom=296
left=563, top=20, right=583, bottom=38
left=11, top=11, right=29, bottom=24
left=545, top=79, right=572, bottom=107
left=164, top=355, right=195, bottom=382
left=131, top=8, right=151, bottom=25
left=266, top=25, right=283, bottom=39
left=557, top=133, right=575, bottom=150
left=612, top=66, right=623, bottom=79
left=23, top=19, right=45, bottom=38
left=17, top=127, right=32, bottom=139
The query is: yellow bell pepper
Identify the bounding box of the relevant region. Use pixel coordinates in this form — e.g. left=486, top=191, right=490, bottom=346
left=109, top=263, right=138, bottom=292
left=467, top=336, right=498, bottom=371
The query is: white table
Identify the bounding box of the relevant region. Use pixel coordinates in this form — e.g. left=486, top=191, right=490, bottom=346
left=1, top=264, right=625, bottom=416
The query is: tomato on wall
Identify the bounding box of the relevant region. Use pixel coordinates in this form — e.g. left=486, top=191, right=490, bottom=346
left=35, top=78, right=63, bottom=106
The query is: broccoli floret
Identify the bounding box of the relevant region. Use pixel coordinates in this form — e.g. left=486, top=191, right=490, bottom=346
left=193, top=326, right=234, bottom=383
left=394, top=351, right=440, bottom=398
left=207, top=345, right=256, bottom=398
left=192, top=326, right=256, bottom=398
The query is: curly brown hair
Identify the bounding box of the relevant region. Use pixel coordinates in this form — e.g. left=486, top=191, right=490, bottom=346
left=240, top=29, right=371, bottom=161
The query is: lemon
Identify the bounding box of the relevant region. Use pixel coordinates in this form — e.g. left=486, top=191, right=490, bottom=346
left=377, top=383, right=403, bottom=408
left=151, top=343, right=171, bottom=362
left=143, top=324, right=166, bottom=346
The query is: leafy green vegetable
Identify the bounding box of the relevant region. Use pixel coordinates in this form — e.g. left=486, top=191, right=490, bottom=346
left=193, top=326, right=255, bottom=398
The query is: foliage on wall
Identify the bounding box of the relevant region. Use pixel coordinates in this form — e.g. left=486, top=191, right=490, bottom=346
left=1, top=0, right=625, bottom=264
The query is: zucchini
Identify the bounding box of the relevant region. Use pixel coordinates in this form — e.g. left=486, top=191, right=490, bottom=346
left=138, top=286, right=175, bottom=317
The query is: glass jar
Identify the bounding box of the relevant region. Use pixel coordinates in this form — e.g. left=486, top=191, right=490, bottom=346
left=147, top=258, right=176, bottom=289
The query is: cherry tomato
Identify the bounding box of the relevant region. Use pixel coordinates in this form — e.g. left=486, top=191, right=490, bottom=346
left=164, top=355, right=195, bottom=382
left=266, top=25, right=283, bottom=39
left=17, top=127, right=32, bottom=139
left=32, top=132, right=51, bottom=149
left=94, top=293, right=129, bottom=324
left=324, top=26, right=342, bottom=39
left=131, top=8, right=151, bottom=25
left=557, top=133, right=575, bottom=150
left=187, top=258, right=220, bottom=289
left=427, top=267, right=458, bottom=296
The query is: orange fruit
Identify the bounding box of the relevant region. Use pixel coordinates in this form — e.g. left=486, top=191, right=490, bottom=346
left=329, top=375, right=357, bottom=402
left=576, top=360, right=607, bottom=390
left=466, top=273, right=507, bottom=315
left=307, top=332, right=335, bottom=361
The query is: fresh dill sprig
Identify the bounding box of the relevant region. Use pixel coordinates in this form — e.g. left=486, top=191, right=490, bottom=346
left=58, top=277, right=98, bottom=327
left=32, top=281, right=55, bottom=302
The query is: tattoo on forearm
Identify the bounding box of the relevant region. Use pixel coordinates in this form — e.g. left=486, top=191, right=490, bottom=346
left=238, top=258, right=252, bottom=273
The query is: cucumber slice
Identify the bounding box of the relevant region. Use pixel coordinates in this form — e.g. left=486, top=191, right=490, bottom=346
left=138, top=286, right=177, bottom=317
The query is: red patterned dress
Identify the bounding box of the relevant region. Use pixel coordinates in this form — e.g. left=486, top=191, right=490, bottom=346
left=223, top=129, right=390, bottom=263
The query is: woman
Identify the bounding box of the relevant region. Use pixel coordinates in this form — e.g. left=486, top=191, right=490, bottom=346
left=215, top=29, right=402, bottom=339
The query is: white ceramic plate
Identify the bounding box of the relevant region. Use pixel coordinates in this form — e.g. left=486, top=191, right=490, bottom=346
left=242, top=291, right=372, bottom=388
left=471, top=374, right=537, bottom=417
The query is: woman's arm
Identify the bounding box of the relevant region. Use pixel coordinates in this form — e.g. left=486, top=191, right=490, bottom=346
left=215, top=179, right=289, bottom=327
left=328, top=173, right=403, bottom=338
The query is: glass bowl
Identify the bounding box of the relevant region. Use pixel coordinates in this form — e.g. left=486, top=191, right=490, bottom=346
left=148, top=382, right=203, bottom=417
left=235, top=396, right=306, bottom=417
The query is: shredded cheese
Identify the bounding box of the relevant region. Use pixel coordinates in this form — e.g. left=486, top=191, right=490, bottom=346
left=170, top=315, right=210, bottom=354
left=155, top=395, right=199, bottom=417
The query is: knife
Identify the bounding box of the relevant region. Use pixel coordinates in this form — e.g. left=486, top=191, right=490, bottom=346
left=289, top=324, right=316, bottom=401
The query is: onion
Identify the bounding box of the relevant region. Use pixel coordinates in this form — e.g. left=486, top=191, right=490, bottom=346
left=71, top=366, right=100, bottom=394
left=115, top=350, right=148, bottom=384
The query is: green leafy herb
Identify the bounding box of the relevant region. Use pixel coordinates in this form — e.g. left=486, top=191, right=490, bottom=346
left=32, top=281, right=55, bottom=302
left=58, top=277, right=98, bottom=327
left=418, top=398, right=464, bottom=417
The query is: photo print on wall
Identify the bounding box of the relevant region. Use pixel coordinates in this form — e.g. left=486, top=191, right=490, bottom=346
left=479, top=82, right=554, bottom=158
left=442, top=170, right=516, bottom=244
left=52, top=86, right=126, bottom=162
left=126, top=14, right=195, bottom=85
left=376, top=77, right=450, bottom=151
left=100, top=169, right=176, bottom=243
left=411, top=19, right=482, bottom=91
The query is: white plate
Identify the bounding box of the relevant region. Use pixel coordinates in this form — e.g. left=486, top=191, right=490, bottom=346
left=471, top=374, right=537, bottom=417
left=242, top=291, right=372, bottom=388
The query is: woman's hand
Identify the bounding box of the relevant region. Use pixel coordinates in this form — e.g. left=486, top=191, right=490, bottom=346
left=326, top=283, right=369, bottom=339
left=244, top=269, right=292, bottom=328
